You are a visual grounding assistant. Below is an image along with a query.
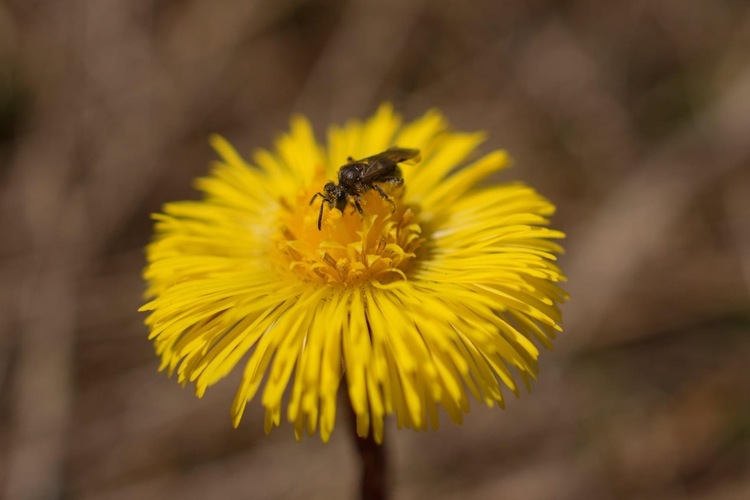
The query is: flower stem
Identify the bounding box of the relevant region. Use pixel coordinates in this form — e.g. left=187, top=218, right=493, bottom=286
left=346, top=405, right=388, bottom=500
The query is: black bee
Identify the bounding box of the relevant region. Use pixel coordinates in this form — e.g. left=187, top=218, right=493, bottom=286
left=310, top=147, right=420, bottom=230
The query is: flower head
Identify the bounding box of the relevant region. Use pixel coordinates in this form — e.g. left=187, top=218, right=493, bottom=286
left=140, top=104, right=566, bottom=443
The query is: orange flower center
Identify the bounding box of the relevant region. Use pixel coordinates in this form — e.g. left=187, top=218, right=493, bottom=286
left=272, top=172, right=424, bottom=286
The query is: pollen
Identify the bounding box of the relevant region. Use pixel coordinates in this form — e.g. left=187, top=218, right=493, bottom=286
left=274, top=179, right=424, bottom=286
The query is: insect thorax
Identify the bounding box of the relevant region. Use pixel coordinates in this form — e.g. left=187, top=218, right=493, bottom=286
left=338, top=165, right=361, bottom=186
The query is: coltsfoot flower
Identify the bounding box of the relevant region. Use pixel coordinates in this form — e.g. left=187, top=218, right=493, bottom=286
left=140, top=104, right=567, bottom=443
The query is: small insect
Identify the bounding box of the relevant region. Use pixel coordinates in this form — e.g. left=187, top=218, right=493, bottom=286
left=310, top=147, right=420, bottom=230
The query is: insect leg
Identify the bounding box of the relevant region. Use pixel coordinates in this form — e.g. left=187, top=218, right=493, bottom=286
left=353, top=195, right=365, bottom=215
left=317, top=199, right=326, bottom=230
left=381, top=166, right=403, bottom=189
left=372, top=184, right=396, bottom=212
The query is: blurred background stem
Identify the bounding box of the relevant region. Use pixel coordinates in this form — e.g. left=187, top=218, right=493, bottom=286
left=347, top=405, right=388, bottom=500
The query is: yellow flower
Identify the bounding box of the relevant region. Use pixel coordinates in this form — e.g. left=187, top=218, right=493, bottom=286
left=140, top=104, right=566, bottom=443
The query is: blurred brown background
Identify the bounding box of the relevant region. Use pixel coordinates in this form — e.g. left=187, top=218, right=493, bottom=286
left=1, top=1, right=749, bottom=499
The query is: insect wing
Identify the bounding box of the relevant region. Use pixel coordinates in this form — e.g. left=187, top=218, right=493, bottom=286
left=356, top=159, right=393, bottom=183
left=377, top=148, right=420, bottom=164
left=357, top=148, right=420, bottom=183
